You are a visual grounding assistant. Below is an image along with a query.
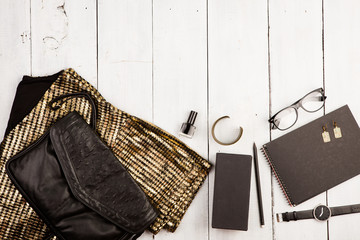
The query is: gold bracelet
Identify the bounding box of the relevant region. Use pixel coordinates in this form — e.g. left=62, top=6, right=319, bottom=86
left=211, top=116, right=243, bottom=146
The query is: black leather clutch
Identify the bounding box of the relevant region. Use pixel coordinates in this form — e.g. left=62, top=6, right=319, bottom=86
left=6, top=93, right=158, bottom=240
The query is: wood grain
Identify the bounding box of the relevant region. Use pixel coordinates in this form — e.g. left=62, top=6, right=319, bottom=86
left=31, top=0, right=97, bottom=86
left=152, top=0, right=208, bottom=239
left=0, top=0, right=31, bottom=140
left=268, top=0, right=327, bottom=239
left=208, top=0, right=271, bottom=239
left=324, top=0, right=360, bottom=239
left=98, top=0, right=153, bottom=122
left=2, top=0, right=360, bottom=239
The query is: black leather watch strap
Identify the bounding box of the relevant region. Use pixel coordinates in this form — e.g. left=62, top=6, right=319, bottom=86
left=331, top=203, right=360, bottom=217
left=278, top=209, right=313, bottom=222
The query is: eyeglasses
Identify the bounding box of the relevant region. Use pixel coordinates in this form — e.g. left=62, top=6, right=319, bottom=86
left=269, top=88, right=327, bottom=130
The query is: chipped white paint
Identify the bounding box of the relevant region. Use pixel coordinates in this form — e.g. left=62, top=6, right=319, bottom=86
left=269, top=1, right=327, bottom=240
left=0, top=0, right=31, bottom=140
left=152, top=0, right=208, bottom=239
left=39, top=0, right=68, bottom=50
left=1, top=0, right=360, bottom=240
left=31, top=0, right=97, bottom=84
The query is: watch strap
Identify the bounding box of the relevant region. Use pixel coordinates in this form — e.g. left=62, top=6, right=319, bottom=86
left=331, top=203, right=360, bottom=217
left=278, top=203, right=360, bottom=223
left=278, top=209, right=313, bottom=222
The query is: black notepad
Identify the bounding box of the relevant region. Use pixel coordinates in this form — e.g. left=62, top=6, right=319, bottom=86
left=262, top=105, right=360, bottom=206
left=212, top=153, right=252, bottom=231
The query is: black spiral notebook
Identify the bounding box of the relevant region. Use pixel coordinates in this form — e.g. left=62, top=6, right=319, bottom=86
left=262, top=105, right=360, bottom=206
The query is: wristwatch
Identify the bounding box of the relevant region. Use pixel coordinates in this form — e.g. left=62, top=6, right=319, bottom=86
left=277, top=203, right=360, bottom=222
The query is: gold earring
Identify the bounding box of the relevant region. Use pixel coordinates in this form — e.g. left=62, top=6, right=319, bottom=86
left=333, top=121, right=342, bottom=139
left=322, top=125, right=331, bottom=143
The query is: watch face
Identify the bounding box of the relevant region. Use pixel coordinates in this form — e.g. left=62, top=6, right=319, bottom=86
left=313, top=205, right=331, bottom=221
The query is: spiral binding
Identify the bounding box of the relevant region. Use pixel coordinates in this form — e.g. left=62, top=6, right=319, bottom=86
left=261, top=145, right=295, bottom=207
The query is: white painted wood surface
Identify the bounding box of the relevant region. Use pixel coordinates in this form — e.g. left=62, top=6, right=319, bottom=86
left=0, top=0, right=30, bottom=140
left=1, top=0, right=360, bottom=239
left=152, top=1, right=208, bottom=240
left=208, top=1, right=271, bottom=240
left=269, top=1, right=327, bottom=240
left=324, top=1, right=360, bottom=239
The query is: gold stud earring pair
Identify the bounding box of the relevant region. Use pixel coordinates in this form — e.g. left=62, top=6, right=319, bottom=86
left=322, top=121, right=342, bottom=143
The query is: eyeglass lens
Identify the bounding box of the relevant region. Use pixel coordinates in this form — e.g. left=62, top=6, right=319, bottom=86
left=301, top=91, right=325, bottom=112
left=273, top=107, right=297, bottom=130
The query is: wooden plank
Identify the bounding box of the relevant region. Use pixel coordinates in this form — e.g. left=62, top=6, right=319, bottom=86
left=208, top=0, right=271, bottom=239
left=31, top=0, right=97, bottom=86
left=0, top=0, right=31, bottom=139
left=152, top=0, right=208, bottom=239
left=98, top=0, right=153, bottom=121
left=268, top=0, right=326, bottom=239
left=324, top=0, right=360, bottom=239
left=97, top=0, right=153, bottom=239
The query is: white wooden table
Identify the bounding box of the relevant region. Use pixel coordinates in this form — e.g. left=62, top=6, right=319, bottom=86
left=1, top=0, right=360, bottom=239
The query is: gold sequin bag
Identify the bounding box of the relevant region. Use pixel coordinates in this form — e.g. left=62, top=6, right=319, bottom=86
left=0, top=69, right=211, bottom=239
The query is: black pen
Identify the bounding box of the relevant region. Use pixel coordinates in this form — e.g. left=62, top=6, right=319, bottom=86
left=253, top=142, right=265, bottom=227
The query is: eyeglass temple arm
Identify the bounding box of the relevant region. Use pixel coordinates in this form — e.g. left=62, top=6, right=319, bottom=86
left=305, top=95, right=327, bottom=102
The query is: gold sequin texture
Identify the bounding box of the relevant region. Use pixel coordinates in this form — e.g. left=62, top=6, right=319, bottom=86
left=0, top=69, right=211, bottom=239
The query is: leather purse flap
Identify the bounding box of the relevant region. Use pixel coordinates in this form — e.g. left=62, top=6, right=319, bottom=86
left=50, top=112, right=158, bottom=233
